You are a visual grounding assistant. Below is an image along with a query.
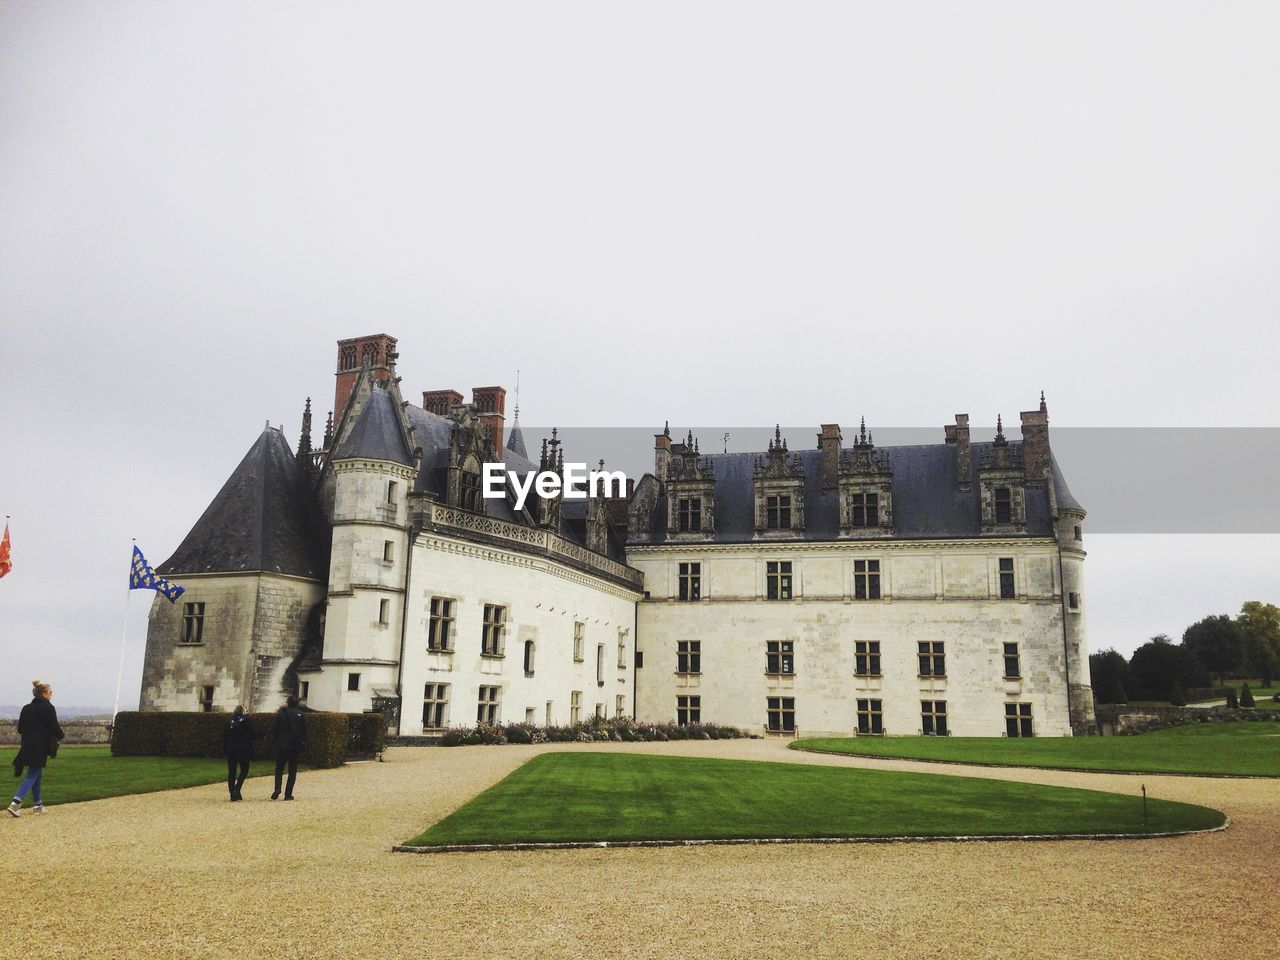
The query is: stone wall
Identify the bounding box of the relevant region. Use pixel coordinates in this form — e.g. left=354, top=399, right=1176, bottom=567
left=1095, top=703, right=1280, bottom=735
left=0, top=719, right=113, bottom=746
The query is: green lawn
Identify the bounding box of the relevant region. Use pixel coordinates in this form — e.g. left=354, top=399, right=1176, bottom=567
left=794, top=722, right=1280, bottom=777
left=9, top=746, right=268, bottom=805
left=402, top=753, right=1224, bottom=848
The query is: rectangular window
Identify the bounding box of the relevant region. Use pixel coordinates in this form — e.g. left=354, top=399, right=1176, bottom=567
left=299, top=681, right=309, bottom=702
left=573, top=621, right=585, bottom=662
left=570, top=690, right=582, bottom=724
left=198, top=685, right=214, bottom=713
left=428, top=597, right=455, bottom=652
left=852, top=492, right=878, bottom=527
left=545, top=701, right=553, bottom=725
left=594, top=703, right=604, bottom=719
left=386, top=480, right=398, bottom=503
left=855, top=640, right=881, bottom=677
left=677, top=639, right=701, bottom=674
left=182, top=602, right=205, bottom=644
left=477, top=685, right=501, bottom=725
left=995, top=487, right=1012, bottom=524
left=766, top=696, right=796, bottom=733
left=766, top=560, right=793, bottom=600
left=347, top=672, right=360, bottom=692
left=422, top=683, right=449, bottom=729
left=481, top=604, right=506, bottom=656
left=856, top=698, right=883, bottom=735
left=1003, top=642, right=1021, bottom=679
left=766, top=640, right=794, bottom=676
left=677, top=497, right=702, bottom=532
left=379, top=598, right=390, bottom=624
left=766, top=494, right=792, bottom=529
left=1068, top=592, right=1080, bottom=610
left=677, top=694, right=701, bottom=726
left=1005, top=702, right=1034, bottom=737
left=523, top=639, right=535, bottom=676
left=618, top=630, right=627, bottom=670
left=921, top=700, right=948, bottom=736
left=525, top=707, right=535, bottom=723
left=999, top=557, right=1016, bottom=599
left=853, top=559, right=881, bottom=600
left=382, top=540, right=395, bottom=562
left=1074, top=525, right=1082, bottom=541
left=596, top=644, right=605, bottom=685
left=616, top=694, right=625, bottom=717
left=678, top=562, right=701, bottom=601
left=918, top=641, right=945, bottom=678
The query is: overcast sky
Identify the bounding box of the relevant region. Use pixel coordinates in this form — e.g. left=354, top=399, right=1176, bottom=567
left=1, top=2, right=1277, bottom=708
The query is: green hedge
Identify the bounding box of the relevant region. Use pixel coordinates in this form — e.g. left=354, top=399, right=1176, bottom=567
left=111, top=710, right=377, bottom=768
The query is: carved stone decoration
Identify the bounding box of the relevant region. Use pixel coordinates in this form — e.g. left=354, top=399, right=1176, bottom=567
left=664, top=431, right=716, bottom=541
left=753, top=425, right=806, bottom=538
left=446, top=416, right=490, bottom=513
left=979, top=415, right=1028, bottom=535
left=838, top=419, right=894, bottom=538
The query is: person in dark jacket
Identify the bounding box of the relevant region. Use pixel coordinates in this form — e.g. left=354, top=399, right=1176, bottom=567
left=270, top=695, right=307, bottom=800
left=8, top=680, right=64, bottom=817
left=222, top=705, right=256, bottom=802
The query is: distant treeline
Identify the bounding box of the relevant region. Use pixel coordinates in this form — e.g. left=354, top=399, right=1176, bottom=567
left=1092, top=601, right=1279, bottom=705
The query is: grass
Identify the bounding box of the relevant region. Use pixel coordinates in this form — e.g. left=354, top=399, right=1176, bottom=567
left=794, top=721, right=1280, bottom=777
left=402, top=753, right=1224, bottom=848
left=10, top=746, right=269, bottom=805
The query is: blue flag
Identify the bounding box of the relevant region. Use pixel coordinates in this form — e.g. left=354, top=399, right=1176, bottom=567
left=129, top=545, right=185, bottom=603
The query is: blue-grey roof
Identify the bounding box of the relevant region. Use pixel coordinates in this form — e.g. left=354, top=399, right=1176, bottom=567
left=506, top=421, right=528, bottom=459
left=334, top=388, right=413, bottom=465
left=159, top=428, right=330, bottom=578
left=635, top=441, right=1060, bottom=544
left=1051, top=454, right=1084, bottom=514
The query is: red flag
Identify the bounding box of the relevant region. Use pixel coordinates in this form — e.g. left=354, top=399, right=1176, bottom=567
left=0, top=524, right=10, bottom=579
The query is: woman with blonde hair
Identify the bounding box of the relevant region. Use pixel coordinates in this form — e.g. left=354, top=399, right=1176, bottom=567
left=8, top=680, right=64, bottom=817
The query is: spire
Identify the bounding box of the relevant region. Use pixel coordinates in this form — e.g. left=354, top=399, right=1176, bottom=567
left=322, top=411, right=334, bottom=449
left=995, top=414, right=1006, bottom=442
left=663, top=420, right=670, bottom=438
left=1040, top=390, right=1047, bottom=413
left=505, top=369, right=528, bottom=459
left=296, top=397, right=313, bottom=465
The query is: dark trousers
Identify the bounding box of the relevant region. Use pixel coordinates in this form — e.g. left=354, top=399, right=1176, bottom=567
left=226, top=754, right=250, bottom=796
left=274, top=750, right=299, bottom=797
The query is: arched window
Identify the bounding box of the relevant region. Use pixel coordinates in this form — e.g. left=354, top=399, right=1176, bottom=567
left=523, top=639, right=535, bottom=677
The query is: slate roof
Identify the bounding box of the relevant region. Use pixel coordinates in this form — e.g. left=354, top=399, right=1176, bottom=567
left=634, top=440, right=1068, bottom=544
left=506, top=421, right=528, bottom=459
left=159, top=428, right=330, bottom=578
left=334, top=388, right=413, bottom=465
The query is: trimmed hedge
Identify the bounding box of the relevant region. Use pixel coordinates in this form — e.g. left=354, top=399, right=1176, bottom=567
left=111, top=710, right=380, bottom=768
left=437, top=716, right=748, bottom=747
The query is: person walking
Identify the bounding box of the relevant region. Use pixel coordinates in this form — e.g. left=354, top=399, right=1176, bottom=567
left=271, top=695, right=307, bottom=801
left=8, top=680, right=65, bottom=817
left=222, top=705, right=255, bottom=802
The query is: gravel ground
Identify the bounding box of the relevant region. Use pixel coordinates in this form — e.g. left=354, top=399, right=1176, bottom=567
left=4, top=739, right=1277, bottom=960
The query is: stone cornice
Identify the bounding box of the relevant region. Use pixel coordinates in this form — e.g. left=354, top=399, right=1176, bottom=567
left=627, top=537, right=1060, bottom=556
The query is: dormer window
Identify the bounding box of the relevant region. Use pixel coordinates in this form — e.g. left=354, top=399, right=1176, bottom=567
left=461, top=471, right=482, bottom=512
left=677, top=497, right=702, bottom=532
left=995, top=488, right=1012, bottom=524
left=851, top=492, right=878, bottom=528
left=766, top=495, right=792, bottom=529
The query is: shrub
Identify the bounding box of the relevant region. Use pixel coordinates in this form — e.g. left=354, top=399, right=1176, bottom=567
left=433, top=717, right=748, bottom=746
left=1170, top=682, right=1187, bottom=707
left=111, top=710, right=359, bottom=768
left=347, top=712, right=387, bottom=758
left=1240, top=683, right=1256, bottom=707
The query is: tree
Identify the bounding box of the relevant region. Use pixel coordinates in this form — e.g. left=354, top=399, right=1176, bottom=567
left=1128, top=635, right=1209, bottom=701
left=1089, top=649, right=1131, bottom=704
left=1182, top=615, right=1244, bottom=685
left=1169, top=681, right=1186, bottom=707
left=1240, top=683, right=1255, bottom=707
left=1237, top=601, right=1280, bottom=685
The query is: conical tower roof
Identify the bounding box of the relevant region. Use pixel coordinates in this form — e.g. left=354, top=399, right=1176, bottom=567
left=158, top=427, right=329, bottom=578
left=333, top=387, right=413, bottom=465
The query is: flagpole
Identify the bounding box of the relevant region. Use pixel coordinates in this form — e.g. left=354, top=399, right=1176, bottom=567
left=113, top=538, right=135, bottom=720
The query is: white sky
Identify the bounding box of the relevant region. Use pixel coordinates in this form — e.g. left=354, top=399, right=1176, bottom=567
left=1, top=2, right=1277, bottom=707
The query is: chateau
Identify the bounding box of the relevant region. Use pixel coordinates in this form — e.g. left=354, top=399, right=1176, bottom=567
left=142, top=334, right=1095, bottom=737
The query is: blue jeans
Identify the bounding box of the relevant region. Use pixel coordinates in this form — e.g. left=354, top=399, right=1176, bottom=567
left=13, top=766, right=43, bottom=806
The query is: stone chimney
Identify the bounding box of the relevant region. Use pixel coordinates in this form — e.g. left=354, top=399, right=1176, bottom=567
left=1020, top=392, right=1050, bottom=481
left=422, top=389, right=464, bottom=417
left=945, top=414, right=971, bottom=489
left=654, top=422, right=672, bottom=483
left=472, top=386, right=507, bottom=454
left=333, top=333, right=397, bottom=427
left=818, top=424, right=842, bottom=491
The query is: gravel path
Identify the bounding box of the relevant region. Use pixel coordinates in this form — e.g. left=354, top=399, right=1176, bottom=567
left=4, top=739, right=1276, bottom=960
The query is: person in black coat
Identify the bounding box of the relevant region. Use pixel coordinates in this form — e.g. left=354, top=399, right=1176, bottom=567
left=222, top=705, right=256, bottom=802
left=270, top=695, right=307, bottom=800
left=8, top=680, right=65, bottom=817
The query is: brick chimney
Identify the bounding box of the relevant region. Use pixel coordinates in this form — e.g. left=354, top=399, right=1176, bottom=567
left=333, top=333, right=397, bottom=427
left=945, top=414, right=971, bottom=489
left=472, top=386, right=507, bottom=453
left=422, top=389, right=464, bottom=417
left=818, top=424, right=842, bottom=490
left=654, top=423, right=672, bottom=482
left=1020, top=393, right=1050, bottom=480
